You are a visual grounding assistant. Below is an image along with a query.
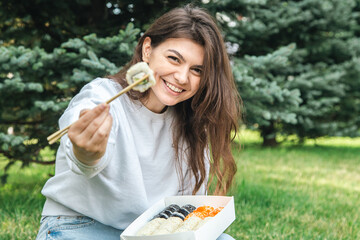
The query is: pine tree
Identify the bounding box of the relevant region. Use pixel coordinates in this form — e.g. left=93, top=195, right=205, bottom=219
left=0, top=0, right=192, bottom=50
left=0, top=23, right=139, bottom=182
left=0, top=0, right=194, bottom=182
left=202, top=0, right=360, bottom=145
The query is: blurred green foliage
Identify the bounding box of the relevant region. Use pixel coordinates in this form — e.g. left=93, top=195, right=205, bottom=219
left=204, top=0, right=360, bottom=145
left=1, top=0, right=360, bottom=181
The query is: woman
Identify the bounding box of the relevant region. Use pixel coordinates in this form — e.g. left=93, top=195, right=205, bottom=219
left=36, top=4, right=241, bottom=240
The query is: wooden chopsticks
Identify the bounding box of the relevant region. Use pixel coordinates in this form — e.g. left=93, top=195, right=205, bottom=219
left=47, top=74, right=149, bottom=145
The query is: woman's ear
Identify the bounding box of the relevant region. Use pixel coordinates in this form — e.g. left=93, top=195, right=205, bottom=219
left=142, top=37, right=152, bottom=63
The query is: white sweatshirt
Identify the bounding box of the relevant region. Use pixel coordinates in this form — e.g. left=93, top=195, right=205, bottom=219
left=41, top=78, right=208, bottom=230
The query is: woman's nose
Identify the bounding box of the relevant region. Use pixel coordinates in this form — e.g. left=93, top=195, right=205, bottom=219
left=174, top=68, right=189, bottom=85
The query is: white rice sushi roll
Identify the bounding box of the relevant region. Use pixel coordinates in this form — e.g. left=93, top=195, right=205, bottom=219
left=136, top=218, right=166, bottom=236
left=126, top=62, right=156, bottom=92
left=174, top=215, right=202, bottom=232
left=136, top=204, right=180, bottom=236
left=151, top=217, right=183, bottom=235
left=194, top=217, right=213, bottom=230
left=151, top=204, right=196, bottom=235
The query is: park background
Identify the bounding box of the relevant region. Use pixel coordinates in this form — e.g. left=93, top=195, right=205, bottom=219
left=0, top=0, right=359, bottom=239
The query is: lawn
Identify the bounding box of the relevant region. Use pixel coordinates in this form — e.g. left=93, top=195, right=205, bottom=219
left=0, top=131, right=359, bottom=239
left=227, top=131, right=360, bottom=239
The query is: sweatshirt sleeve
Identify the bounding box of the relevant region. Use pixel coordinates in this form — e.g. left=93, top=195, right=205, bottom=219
left=58, top=78, right=119, bottom=178
left=64, top=138, right=115, bottom=178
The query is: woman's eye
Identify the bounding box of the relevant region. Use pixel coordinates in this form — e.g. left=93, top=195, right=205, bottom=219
left=192, top=68, right=202, bottom=75
left=168, top=56, right=180, bottom=63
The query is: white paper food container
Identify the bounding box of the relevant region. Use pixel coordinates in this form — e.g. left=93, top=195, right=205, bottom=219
left=120, top=195, right=235, bottom=240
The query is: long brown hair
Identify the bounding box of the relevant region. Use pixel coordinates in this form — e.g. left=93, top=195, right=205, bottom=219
left=110, top=5, right=241, bottom=195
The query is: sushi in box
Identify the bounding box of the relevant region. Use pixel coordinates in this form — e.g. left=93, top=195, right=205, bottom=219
left=120, top=195, right=235, bottom=240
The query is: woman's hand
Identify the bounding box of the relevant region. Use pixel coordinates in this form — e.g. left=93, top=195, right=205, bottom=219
left=67, top=103, right=113, bottom=166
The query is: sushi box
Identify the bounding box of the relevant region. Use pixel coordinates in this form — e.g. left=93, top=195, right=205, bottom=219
left=120, top=195, right=235, bottom=240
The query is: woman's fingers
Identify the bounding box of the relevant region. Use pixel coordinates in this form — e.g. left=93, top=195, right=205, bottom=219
left=90, top=113, right=113, bottom=148
left=68, top=103, right=113, bottom=165
left=79, top=109, right=90, bottom=118
left=77, top=104, right=110, bottom=142
left=68, top=103, right=111, bottom=147
left=71, top=103, right=109, bottom=134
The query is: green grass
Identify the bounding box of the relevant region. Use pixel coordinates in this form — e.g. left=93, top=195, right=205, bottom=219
left=0, top=148, right=55, bottom=240
left=1, top=131, right=360, bottom=239
left=227, top=131, right=360, bottom=239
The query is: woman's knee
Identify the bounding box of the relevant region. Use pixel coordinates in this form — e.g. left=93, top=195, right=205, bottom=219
left=35, top=216, right=96, bottom=240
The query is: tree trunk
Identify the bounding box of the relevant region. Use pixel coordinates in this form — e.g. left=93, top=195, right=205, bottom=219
left=262, top=136, right=278, bottom=147
left=260, top=122, right=278, bottom=147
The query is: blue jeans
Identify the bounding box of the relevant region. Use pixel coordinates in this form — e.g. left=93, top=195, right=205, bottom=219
left=36, top=216, right=234, bottom=240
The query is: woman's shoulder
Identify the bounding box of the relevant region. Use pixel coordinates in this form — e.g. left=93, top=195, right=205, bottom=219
left=65, top=77, right=123, bottom=112
left=60, top=77, right=124, bottom=127
left=70, top=77, right=124, bottom=104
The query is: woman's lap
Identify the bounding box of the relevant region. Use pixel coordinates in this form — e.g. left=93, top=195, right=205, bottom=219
left=36, top=216, right=234, bottom=240
left=36, top=216, right=123, bottom=240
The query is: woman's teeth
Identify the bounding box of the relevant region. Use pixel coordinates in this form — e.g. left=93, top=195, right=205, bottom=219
left=165, top=81, right=183, bottom=93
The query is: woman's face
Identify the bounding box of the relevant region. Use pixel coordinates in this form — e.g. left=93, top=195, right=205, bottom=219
left=142, top=37, right=204, bottom=113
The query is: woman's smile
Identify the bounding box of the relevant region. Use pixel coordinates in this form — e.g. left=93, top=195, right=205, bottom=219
left=164, top=79, right=184, bottom=94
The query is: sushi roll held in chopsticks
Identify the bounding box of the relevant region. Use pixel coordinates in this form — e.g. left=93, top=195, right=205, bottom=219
left=126, top=62, right=156, bottom=92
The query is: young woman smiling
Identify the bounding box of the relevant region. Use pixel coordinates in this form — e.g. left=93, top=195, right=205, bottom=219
left=36, top=4, right=241, bottom=240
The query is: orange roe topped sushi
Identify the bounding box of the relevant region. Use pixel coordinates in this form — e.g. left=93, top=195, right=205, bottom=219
left=184, top=205, right=223, bottom=221
left=208, top=207, right=224, bottom=217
